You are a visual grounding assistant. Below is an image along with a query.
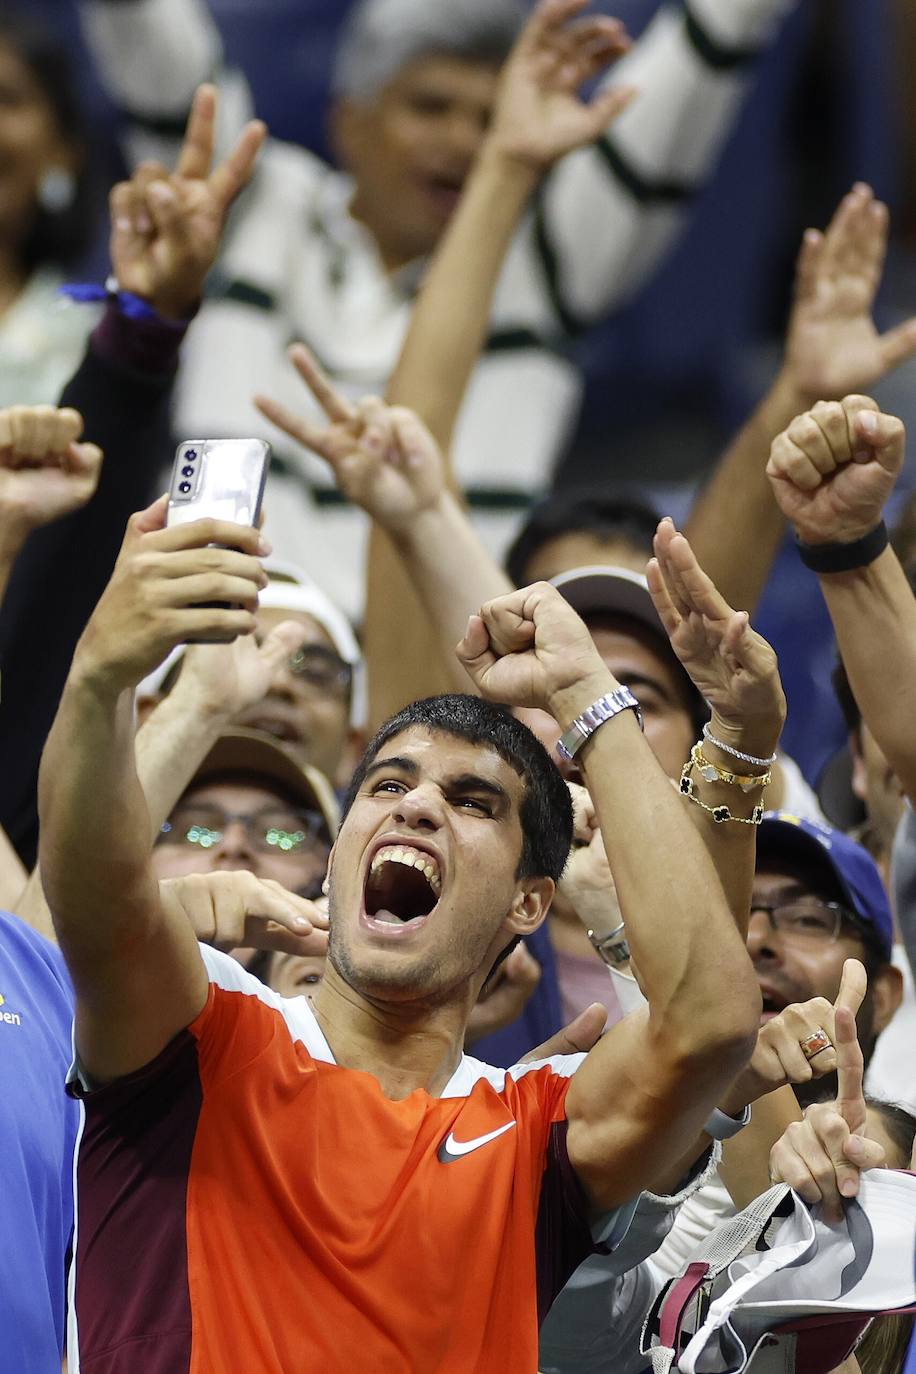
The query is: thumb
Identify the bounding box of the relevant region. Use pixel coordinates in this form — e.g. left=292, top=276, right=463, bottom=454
left=127, top=493, right=169, bottom=541
left=879, top=316, right=916, bottom=373
left=65, top=441, right=104, bottom=477
left=256, top=619, right=310, bottom=675
left=853, top=409, right=906, bottom=476
left=585, top=84, right=638, bottom=136
left=455, top=614, right=495, bottom=679
left=519, top=1002, right=608, bottom=1062
left=843, top=1133, right=886, bottom=1173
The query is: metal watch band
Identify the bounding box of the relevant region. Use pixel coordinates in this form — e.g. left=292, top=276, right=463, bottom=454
left=556, top=688, right=644, bottom=762
left=703, top=1104, right=751, bottom=1141
left=588, top=924, right=631, bottom=967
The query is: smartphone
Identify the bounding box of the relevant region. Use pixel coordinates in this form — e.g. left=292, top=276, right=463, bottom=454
left=166, top=438, right=271, bottom=639
left=166, top=438, right=270, bottom=532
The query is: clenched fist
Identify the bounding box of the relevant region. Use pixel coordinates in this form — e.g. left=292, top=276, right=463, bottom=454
left=766, top=395, right=905, bottom=546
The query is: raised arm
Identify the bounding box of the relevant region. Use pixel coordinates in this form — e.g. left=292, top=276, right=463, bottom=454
left=0, top=88, right=265, bottom=867
left=531, top=0, right=798, bottom=326
left=766, top=394, right=916, bottom=800
left=455, top=582, right=760, bottom=1209
left=686, top=184, right=916, bottom=612
left=38, top=501, right=268, bottom=1083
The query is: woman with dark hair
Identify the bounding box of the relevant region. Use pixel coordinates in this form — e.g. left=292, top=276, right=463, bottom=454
left=0, top=14, right=99, bottom=408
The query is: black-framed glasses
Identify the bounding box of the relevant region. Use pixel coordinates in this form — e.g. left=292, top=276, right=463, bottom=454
left=750, top=897, right=859, bottom=944
left=158, top=804, right=327, bottom=855
left=282, top=644, right=352, bottom=697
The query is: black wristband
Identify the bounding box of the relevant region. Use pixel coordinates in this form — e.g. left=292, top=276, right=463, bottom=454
left=796, top=521, right=888, bottom=574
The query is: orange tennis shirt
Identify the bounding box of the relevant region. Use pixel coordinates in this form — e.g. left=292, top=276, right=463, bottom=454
left=67, top=946, right=629, bottom=1373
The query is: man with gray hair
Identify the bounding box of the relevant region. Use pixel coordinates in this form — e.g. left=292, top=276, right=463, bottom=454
left=81, top=0, right=800, bottom=615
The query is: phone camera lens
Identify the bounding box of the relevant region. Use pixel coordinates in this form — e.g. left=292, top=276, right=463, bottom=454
left=184, top=449, right=197, bottom=461
left=178, top=481, right=192, bottom=494
left=181, top=465, right=195, bottom=478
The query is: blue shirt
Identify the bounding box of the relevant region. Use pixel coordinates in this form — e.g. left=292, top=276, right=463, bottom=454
left=0, top=912, right=76, bottom=1371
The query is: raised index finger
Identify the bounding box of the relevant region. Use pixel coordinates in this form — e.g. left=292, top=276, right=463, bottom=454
left=833, top=1005, right=866, bottom=1132
left=288, top=344, right=358, bottom=425
left=834, top=958, right=867, bottom=1016
left=176, top=84, right=218, bottom=181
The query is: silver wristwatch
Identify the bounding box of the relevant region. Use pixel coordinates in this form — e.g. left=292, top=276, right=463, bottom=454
left=588, top=923, right=631, bottom=967
left=556, top=688, right=643, bottom=762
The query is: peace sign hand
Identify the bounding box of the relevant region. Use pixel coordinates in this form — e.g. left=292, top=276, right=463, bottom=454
left=110, top=84, right=266, bottom=320
left=255, top=345, right=446, bottom=532
left=647, top=519, right=785, bottom=752
left=768, top=962, right=883, bottom=1223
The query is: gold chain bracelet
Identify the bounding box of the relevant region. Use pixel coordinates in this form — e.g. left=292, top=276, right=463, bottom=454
left=679, top=756, right=765, bottom=825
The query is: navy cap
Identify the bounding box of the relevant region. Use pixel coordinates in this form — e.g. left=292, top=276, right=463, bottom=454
left=757, top=812, right=893, bottom=961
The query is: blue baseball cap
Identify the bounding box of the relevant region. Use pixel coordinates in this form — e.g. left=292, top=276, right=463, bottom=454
left=757, top=812, right=893, bottom=961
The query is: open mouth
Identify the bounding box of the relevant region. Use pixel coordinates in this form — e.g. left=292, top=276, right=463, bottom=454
left=418, top=172, right=465, bottom=216
left=240, top=712, right=301, bottom=745
left=363, top=844, right=442, bottom=930
left=759, top=989, right=789, bottom=1021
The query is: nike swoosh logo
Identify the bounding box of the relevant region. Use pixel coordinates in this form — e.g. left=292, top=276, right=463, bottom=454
left=437, top=1120, right=516, bottom=1163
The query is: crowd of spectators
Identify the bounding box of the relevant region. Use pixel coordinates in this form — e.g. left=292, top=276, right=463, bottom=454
left=3, top=0, right=916, bottom=1370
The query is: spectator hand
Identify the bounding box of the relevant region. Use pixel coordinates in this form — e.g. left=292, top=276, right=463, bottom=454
left=74, top=495, right=269, bottom=696
left=766, top=397, right=905, bottom=545
left=519, top=1001, right=609, bottom=1063
left=110, top=84, right=266, bottom=320
left=0, top=406, right=102, bottom=547
left=647, top=519, right=785, bottom=753
left=175, top=619, right=311, bottom=722
left=558, top=783, right=621, bottom=933
left=785, top=184, right=916, bottom=403
left=456, top=581, right=612, bottom=716
left=768, top=981, right=883, bottom=1223
left=465, top=942, right=542, bottom=1047
left=490, top=0, right=635, bottom=169
left=723, top=959, right=867, bottom=1113
left=160, top=870, right=328, bottom=956
left=255, top=346, right=445, bottom=533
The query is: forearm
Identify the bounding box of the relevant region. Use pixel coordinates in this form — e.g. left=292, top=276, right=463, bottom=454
left=136, top=689, right=229, bottom=837
left=367, top=152, right=538, bottom=725
left=681, top=709, right=784, bottom=939
left=542, top=0, right=795, bottom=319
left=38, top=671, right=158, bottom=965
left=685, top=371, right=809, bottom=613
left=556, top=674, right=759, bottom=1045
left=394, top=495, right=514, bottom=689
left=818, top=547, right=916, bottom=801
left=387, top=144, right=539, bottom=453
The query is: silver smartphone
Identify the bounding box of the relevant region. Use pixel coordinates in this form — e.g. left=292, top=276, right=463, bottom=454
left=166, top=438, right=270, bottom=531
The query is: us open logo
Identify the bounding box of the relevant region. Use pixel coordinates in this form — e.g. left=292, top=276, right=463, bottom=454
left=0, top=993, right=21, bottom=1026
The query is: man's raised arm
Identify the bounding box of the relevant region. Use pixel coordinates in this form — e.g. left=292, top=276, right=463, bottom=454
left=686, top=184, right=916, bottom=614
left=38, top=500, right=269, bottom=1084
left=456, top=580, right=761, bottom=1210
left=766, top=394, right=916, bottom=801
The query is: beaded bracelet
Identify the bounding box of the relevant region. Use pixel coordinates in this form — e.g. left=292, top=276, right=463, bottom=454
left=689, top=743, right=771, bottom=793
left=702, top=722, right=777, bottom=768
left=679, top=759, right=765, bottom=825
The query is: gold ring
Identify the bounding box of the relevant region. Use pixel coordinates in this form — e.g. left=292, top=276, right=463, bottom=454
left=800, top=1027, right=833, bottom=1060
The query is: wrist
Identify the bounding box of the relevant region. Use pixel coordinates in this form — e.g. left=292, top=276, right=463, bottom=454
left=546, top=669, right=623, bottom=731
left=475, top=136, right=547, bottom=187
left=706, top=708, right=783, bottom=763
left=391, top=490, right=451, bottom=541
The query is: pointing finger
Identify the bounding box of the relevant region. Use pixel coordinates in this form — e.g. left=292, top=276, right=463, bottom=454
left=834, top=958, right=867, bottom=1017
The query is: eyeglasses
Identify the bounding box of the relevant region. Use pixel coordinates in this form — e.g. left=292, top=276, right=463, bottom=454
left=158, top=805, right=327, bottom=855
left=750, top=897, right=861, bottom=944
left=281, top=644, right=352, bottom=698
